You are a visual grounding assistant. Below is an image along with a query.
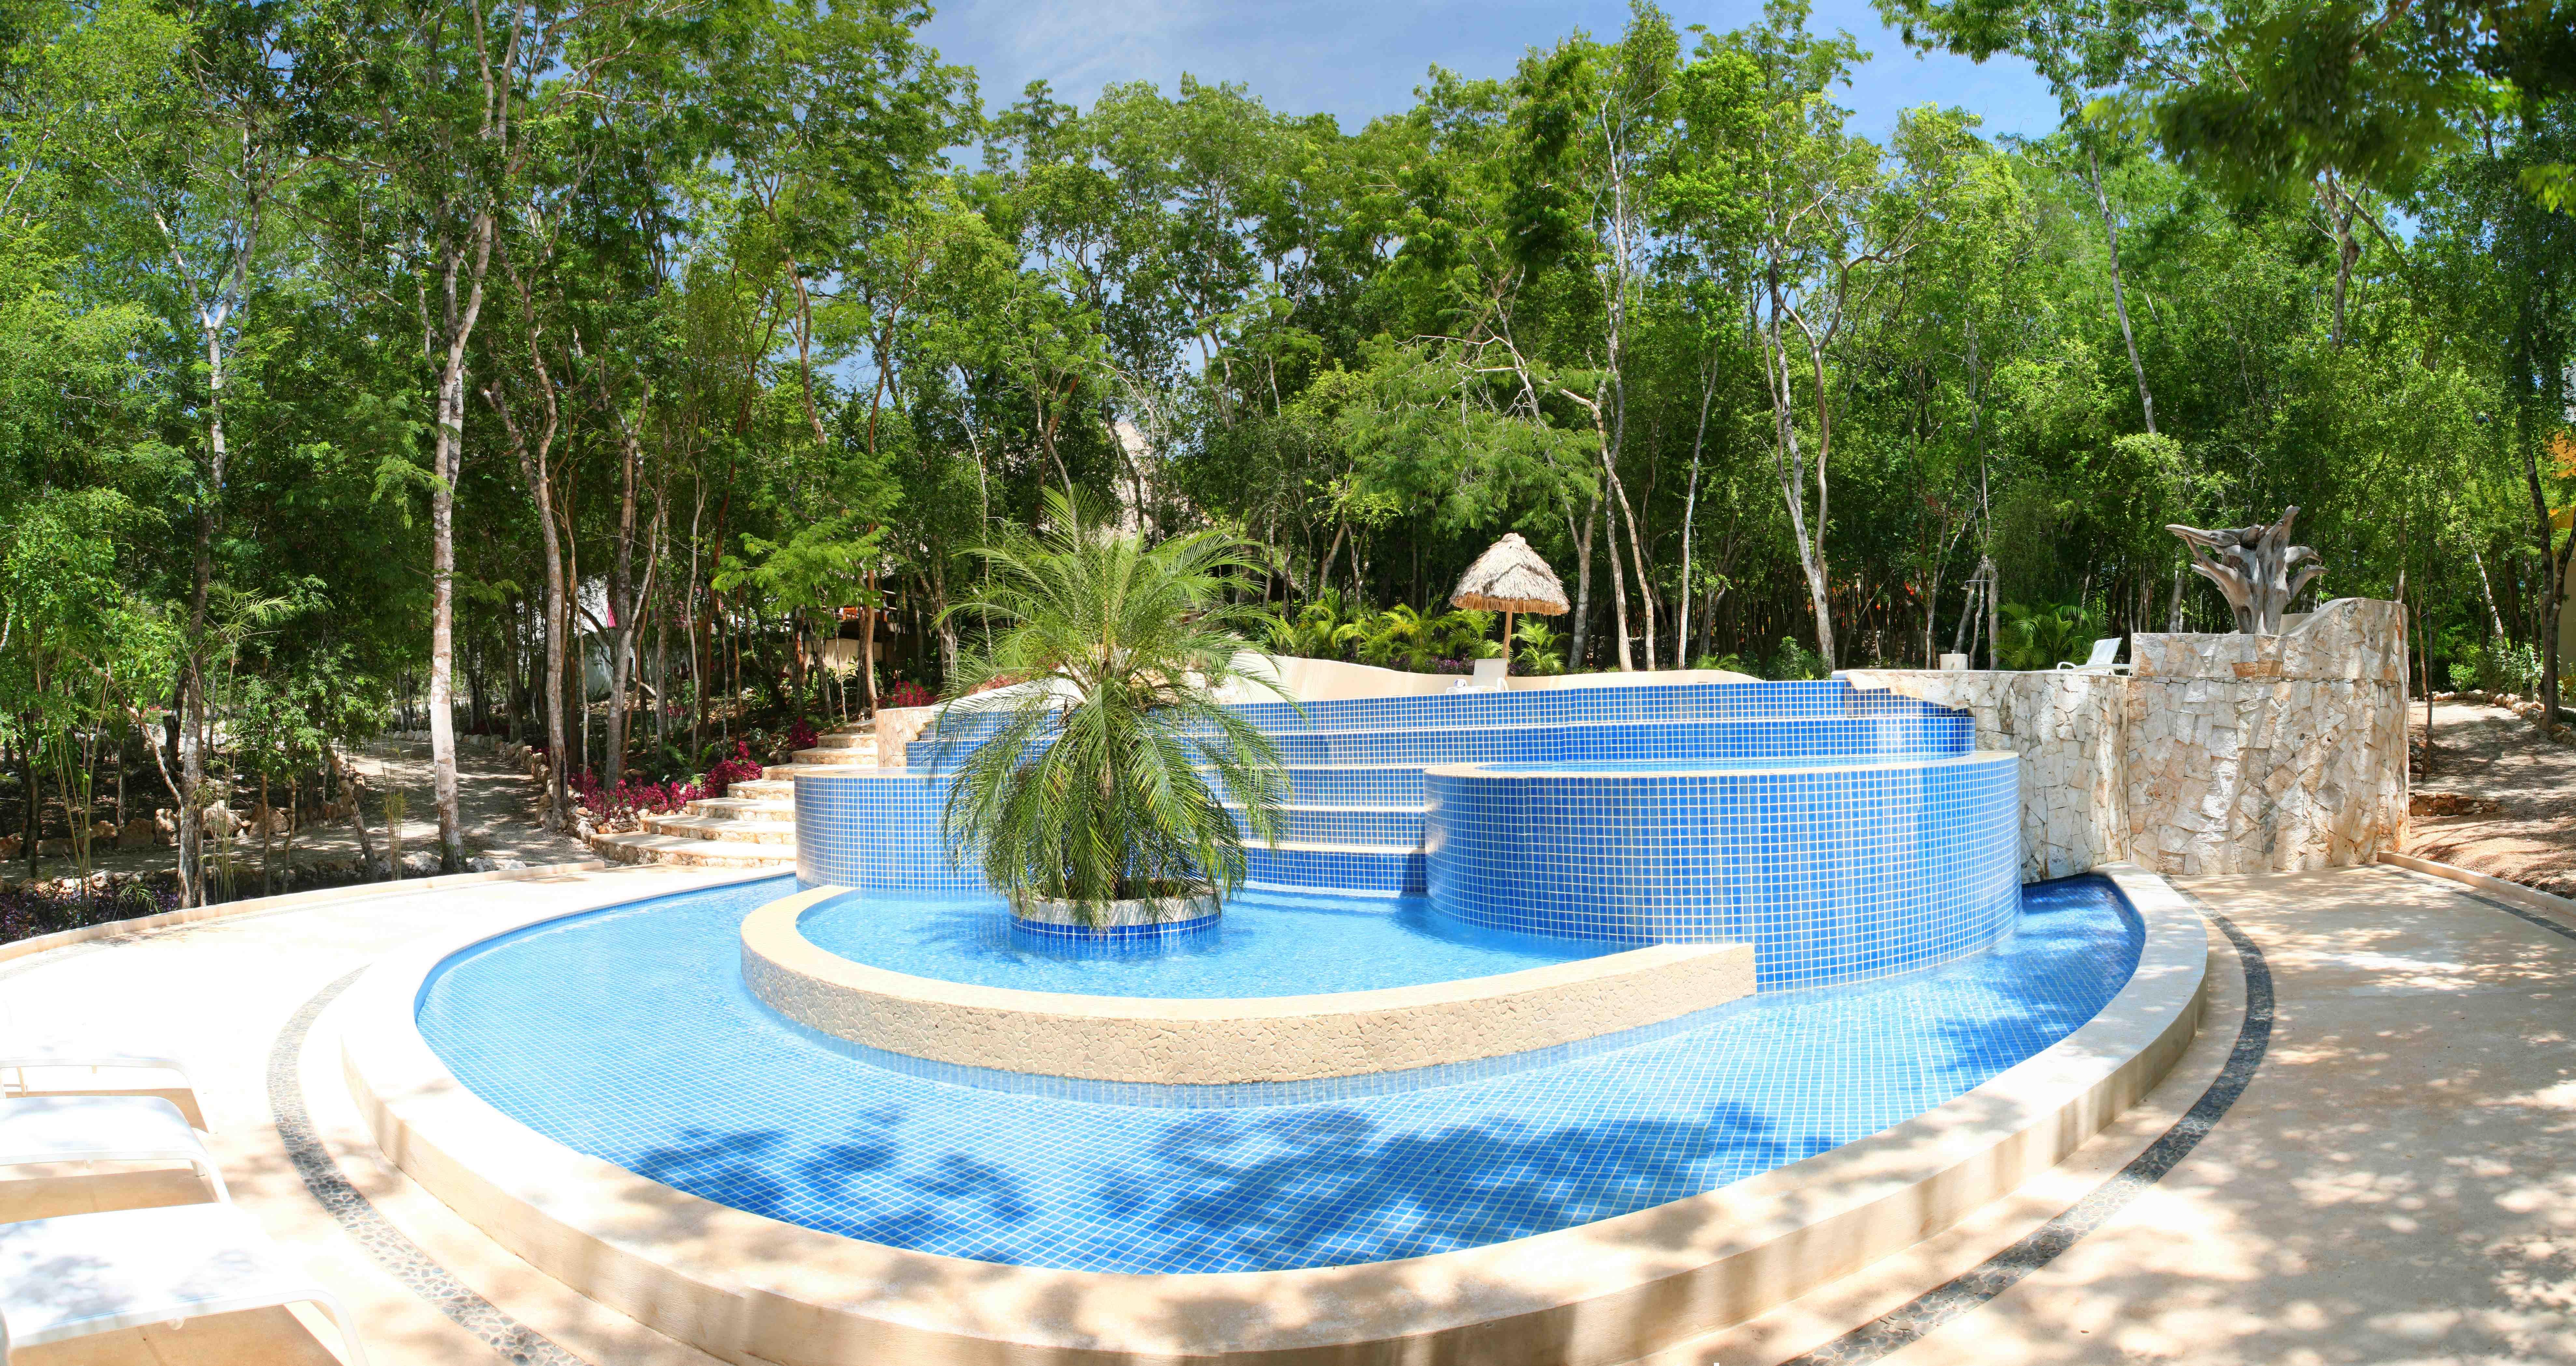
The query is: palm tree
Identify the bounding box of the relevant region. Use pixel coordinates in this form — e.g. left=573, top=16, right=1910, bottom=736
left=928, top=491, right=1291, bottom=924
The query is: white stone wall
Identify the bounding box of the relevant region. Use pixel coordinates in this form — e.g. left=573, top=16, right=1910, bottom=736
left=1841, top=670, right=2128, bottom=881
left=1847, top=597, right=2408, bottom=881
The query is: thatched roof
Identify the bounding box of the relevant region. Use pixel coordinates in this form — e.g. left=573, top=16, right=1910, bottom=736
left=1451, top=533, right=1569, bottom=615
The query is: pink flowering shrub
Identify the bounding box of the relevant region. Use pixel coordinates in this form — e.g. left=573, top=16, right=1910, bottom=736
left=568, top=741, right=768, bottom=822
left=705, top=742, right=765, bottom=796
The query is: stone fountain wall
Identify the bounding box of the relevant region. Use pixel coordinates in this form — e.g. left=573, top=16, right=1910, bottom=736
left=1844, top=597, right=2409, bottom=880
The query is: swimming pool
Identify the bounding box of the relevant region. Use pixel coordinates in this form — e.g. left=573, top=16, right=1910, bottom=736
left=413, top=872, right=2141, bottom=1275
left=793, top=884, right=1619, bottom=997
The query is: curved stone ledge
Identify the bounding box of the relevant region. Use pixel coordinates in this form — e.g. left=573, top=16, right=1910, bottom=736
left=341, top=864, right=2207, bottom=1366
left=738, top=886, right=1756, bottom=1085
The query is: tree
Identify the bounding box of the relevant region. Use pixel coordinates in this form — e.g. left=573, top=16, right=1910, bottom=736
left=929, top=491, right=1288, bottom=919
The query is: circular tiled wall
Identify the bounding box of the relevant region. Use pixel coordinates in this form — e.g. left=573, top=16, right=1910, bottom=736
left=1425, top=753, right=2022, bottom=989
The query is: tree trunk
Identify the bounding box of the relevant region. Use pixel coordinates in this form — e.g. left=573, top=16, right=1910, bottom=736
left=1676, top=352, right=1719, bottom=668
left=2087, top=143, right=2157, bottom=435
left=1567, top=499, right=1598, bottom=668
left=1760, top=291, right=1836, bottom=672
left=428, top=214, right=496, bottom=873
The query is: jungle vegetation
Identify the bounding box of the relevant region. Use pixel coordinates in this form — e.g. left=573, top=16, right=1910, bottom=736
left=3, top=0, right=2573, bottom=900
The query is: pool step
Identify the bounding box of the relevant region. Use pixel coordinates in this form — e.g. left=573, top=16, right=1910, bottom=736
left=1228, top=803, right=1425, bottom=848
left=1244, top=840, right=1425, bottom=896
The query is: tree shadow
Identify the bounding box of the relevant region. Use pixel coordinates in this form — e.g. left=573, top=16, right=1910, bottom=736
left=1089, top=1099, right=1830, bottom=1272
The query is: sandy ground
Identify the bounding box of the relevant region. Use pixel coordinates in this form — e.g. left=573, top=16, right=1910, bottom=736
left=2408, top=698, right=2576, bottom=896
left=5, top=739, right=590, bottom=886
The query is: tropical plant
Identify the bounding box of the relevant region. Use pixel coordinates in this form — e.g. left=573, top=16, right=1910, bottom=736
left=1266, top=587, right=1360, bottom=659
left=930, top=492, right=1291, bottom=920
left=1766, top=636, right=1830, bottom=681
left=1516, top=620, right=1570, bottom=675
left=1995, top=602, right=2105, bottom=671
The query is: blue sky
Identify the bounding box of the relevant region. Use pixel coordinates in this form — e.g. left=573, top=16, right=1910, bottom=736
left=919, top=0, right=2066, bottom=144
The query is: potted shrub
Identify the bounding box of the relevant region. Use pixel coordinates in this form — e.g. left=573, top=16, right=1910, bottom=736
left=928, top=492, right=1290, bottom=933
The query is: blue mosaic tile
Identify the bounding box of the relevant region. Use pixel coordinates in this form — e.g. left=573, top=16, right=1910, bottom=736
left=415, top=875, right=2142, bottom=1275
left=805, top=678, right=2018, bottom=991
left=1426, top=757, right=2020, bottom=988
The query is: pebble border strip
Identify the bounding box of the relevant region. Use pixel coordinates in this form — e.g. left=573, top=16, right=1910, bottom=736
left=1777, top=891, right=2273, bottom=1365
left=270, top=967, right=588, bottom=1366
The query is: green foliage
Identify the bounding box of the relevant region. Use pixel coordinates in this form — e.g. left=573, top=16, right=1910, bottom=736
left=1764, top=636, right=1830, bottom=681
left=1995, top=601, right=2107, bottom=670
left=1515, top=620, right=1570, bottom=675
left=928, top=493, right=1291, bottom=918
left=2451, top=640, right=2543, bottom=694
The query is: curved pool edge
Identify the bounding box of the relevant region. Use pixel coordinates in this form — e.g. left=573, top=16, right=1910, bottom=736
left=740, top=885, right=1756, bottom=1086
left=340, top=863, right=2206, bottom=1366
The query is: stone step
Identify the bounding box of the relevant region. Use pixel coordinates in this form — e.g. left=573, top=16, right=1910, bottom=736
left=763, top=760, right=881, bottom=779
left=793, top=746, right=886, bottom=766
left=681, top=797, right=795, bottom=824
left=808, top=732, right=877, bottom=750
left=587, top=829, right=797, bottom=869
left=641, top=813, right=797, bottom=845
left=727, top=780, right=794, bottom=801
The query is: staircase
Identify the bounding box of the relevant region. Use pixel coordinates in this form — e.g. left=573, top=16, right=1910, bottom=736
left=867, top=681, right=1978, bottom=899
left=587, top=724, right=883, bottom=869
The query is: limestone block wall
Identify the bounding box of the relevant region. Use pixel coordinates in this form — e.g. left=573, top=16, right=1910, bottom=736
left=1836, top=671, right=2127, bottom=881
left=1846, top=597, right=2408, bottom=880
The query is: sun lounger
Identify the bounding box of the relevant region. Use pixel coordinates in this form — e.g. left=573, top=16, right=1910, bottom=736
left=0, top=1095, right=228, bottom=1204
left=1, top=1041, right=194, bottom=1097
left=0, top=1203, right=367, bottom=1363
left=2055, top=637, right=2128, bottom=674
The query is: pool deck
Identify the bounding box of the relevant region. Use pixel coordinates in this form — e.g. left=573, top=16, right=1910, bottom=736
left=2, top=860, right=2571, bottom=1365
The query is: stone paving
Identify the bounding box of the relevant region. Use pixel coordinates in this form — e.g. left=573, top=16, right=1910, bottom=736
left=0, top=859, right=2570, bottom=1364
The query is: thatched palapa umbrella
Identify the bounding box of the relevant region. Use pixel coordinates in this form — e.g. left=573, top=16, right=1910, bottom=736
left=1450, top=532, right=1569, bottom=659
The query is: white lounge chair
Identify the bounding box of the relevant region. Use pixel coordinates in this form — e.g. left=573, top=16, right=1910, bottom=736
left=1, top=1041, right=194, bottom=1099
left=0, top=1095, right=229, bottom=1204
left=0, top=1204, right=367, bottom=1364
left=2055, top=637, right=2128, bottom=674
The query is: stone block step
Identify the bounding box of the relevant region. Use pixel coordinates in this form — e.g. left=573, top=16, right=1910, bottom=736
left=726, top=780, right=795, bottom=801
left=793, top=746, right=888, bottom=766
left=681, top=797, right=795, bottom=824
left=588, top=830, right=797, bottom=869
left=764, top=760, right=881, bottom=779
left=808, top=732, right=877, bottom=751
left=642, top=813, right=797, bottom=844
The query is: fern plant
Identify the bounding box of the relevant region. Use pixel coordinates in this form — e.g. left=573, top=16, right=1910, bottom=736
left=929, top=491, right=1291, bottom=920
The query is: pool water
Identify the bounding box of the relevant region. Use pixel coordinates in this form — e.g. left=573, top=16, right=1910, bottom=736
left=414, top=874, right=2142, bottom=1275
left=794, top=886, right=1618, bottom=997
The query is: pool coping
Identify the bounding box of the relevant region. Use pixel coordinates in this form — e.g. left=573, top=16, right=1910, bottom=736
left=1424, top=749, right=2019, bottom=779
left=339, top=862, right=2207, bottom=1366
left=739, top=885, right=1756, bottom=1086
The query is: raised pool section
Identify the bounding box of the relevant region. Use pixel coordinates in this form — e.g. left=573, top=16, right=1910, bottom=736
left=1427, top=754, right=2020, bottom=987
left=795, top=679, right=2022, bottom=992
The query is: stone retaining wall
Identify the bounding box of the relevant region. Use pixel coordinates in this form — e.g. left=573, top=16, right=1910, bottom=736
left=1845, top=597, right=2407, bottom=880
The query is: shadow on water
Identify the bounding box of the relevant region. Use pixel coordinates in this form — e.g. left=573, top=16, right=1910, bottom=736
left=626, top=1097, right=1833, bottom=1273
left=1087, top=1100, right=1832, bottom=1271
left=1922, top=877, right=2146, bottom=1082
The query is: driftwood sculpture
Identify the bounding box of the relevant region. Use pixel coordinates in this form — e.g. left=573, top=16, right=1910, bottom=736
left=2165, top=507, right=2324, bottom=635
